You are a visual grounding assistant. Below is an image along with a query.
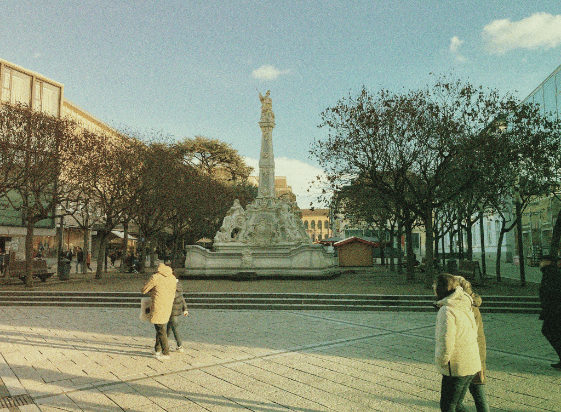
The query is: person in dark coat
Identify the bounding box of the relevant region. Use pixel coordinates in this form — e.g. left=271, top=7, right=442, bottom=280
left=167, top=278, right=188, bottom=352
left=76, top=247, right=84, bottom=273
left=539, top=255, right=561, bottom=369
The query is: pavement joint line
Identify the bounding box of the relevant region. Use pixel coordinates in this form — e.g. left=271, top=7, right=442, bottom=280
left=293, top=311, right=559, bottom=364
left=30, top=331, right=399, bottom=402
left=290, top=310, right=437, bottom=334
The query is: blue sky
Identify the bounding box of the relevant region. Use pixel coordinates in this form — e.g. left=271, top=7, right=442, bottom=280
left=2, top=1, right=561, bottom=207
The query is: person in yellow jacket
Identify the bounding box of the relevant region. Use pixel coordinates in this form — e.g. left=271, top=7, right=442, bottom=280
left=142, top=263, right=176, bottom=360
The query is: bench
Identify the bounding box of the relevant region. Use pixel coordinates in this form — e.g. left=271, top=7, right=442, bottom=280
left=457, top=260, right=481, bottom=283
left=5, top=259, right=54, bottom=283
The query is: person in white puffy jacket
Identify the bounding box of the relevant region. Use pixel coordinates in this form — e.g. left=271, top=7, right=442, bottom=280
left=434, top=273, right=482, bottom=412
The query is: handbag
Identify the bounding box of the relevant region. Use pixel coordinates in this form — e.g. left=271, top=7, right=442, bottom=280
left=139, top=297, right=152, bottom=321
left=472, top=369, right=485, bottom=385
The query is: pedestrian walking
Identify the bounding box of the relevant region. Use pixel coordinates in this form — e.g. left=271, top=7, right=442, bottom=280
left=434, top=273, right=481, bottom=412
left=76, top=247, right=84, bottom=273
left=455, top=276, right=490, bottom=412
left=167, top=278, right=189, bottom=352
left=539, top=255, right=561, bottom=369
left=141, top=263, right=176, bottom=360
left=86, top=252, right=92, bottom=271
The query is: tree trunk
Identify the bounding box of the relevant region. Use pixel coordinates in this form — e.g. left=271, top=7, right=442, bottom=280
left=405, top=220, right=415, bottom=282
left=465, top=219, right=473, bottom=261
left=82, top=221, right=90, bottom=274
left=434, top=235, right=439, bottom=267
left=121, top=222, right=129, bottom=270
left=496, top=222, right=506, bottom=282
left=149, top=243, right=155, bottom=268
left=549, top=208, right=561, bottom=259
left=515, top=200, right=526, bottom=287
left=479, top=210, right=486, bottom=283
left=424, top=208, right=435, bottom=289
left=397, top=219, right=403, bottom=277
left=389, top=222, right=396, bottom=272
left=139, top=234, right=147, bottom=273
left=441, top=232, right=446, bottom=268
left=95, top=234, right=108, bottom=279
left=449, top=230, right=454, bottom=257
left=24, top=219, right=35, bottom=288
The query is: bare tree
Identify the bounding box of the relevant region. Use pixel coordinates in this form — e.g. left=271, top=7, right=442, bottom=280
left=64, top=128, right=144, bottom=279
left=0, top=103, right=75, bottom=287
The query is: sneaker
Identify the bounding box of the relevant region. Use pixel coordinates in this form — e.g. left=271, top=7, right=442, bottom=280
left=153, top=350, right=161, bottom=355
left=176, top=346, right=184, bottom=353
left=155, top=353, right=170, bottom=360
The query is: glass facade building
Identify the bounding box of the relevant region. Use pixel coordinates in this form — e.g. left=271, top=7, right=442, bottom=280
left=519, top=63, right=561, bottom=263
left=524, top=63, right=561, bottom=120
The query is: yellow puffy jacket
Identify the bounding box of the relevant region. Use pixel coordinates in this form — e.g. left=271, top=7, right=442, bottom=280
left=141, top=263, right=176, bottom=324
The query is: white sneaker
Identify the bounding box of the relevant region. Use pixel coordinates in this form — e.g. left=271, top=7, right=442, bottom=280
left=155, top=353, right=170, bottom=360
left=176, top=346, right=184, bottom=353
left=153, top=350, right=161, bottom=356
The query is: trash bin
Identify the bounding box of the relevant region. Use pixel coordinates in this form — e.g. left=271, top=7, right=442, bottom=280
left=58, top=258, right=70, bottom=280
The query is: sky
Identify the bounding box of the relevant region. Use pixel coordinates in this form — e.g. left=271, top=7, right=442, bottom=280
left=2, top=1, right=561, bottom=207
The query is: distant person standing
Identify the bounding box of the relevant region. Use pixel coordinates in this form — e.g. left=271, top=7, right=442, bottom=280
left=141, top=263, right=176, bottom=360
left=539, top=255, right=561, bottom=369
left=167, top=278, right=189, bottom=352
left=66, top=249, right=73, bottom=263
left=86, top=252, right=92, bottom=271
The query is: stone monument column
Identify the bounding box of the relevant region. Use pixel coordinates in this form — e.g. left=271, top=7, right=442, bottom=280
left=258, top=90, right=275, bottom=199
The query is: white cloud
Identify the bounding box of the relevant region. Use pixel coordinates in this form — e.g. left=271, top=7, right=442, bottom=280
left=251, top=65, right=290, bottom=81
left=449, top=36, right=467, bottom=62
left=483, top=12, right=561, bottom=54
left=244, top=156, right=328, bottom=208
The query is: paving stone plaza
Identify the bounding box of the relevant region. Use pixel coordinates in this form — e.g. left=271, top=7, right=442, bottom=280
left=0, top=303, right=559, bottom=411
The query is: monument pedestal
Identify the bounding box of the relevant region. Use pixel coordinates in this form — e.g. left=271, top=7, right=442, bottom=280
left=181, top=243, right=338, bottom=278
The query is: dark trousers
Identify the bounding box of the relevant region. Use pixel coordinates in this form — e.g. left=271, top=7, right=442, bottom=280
left=542, top=319, right=561, bottom=359
left=440, top=374, right=475, bottom=412
left=167, top=316, right=182, bottom=347
left=154, top=323, right=169, bottom=355
left=467, top=383, right=490, bottom=412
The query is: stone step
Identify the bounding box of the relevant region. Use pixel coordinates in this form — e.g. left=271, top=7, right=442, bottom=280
left=0, top=291, right=540, bottom=313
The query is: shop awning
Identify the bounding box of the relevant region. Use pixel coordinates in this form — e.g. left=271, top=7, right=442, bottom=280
left=111, top=230, right=137, bottom=240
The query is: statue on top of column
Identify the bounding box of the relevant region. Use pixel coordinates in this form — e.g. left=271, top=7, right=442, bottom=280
left=259, top=90, right=275, bottom=123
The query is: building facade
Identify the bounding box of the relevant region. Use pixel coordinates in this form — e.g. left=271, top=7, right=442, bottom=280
left=300, top=209, right=333, bottom=242
left=518, top=63, right=561, bottom=263
left=0, top=58, right=126, bottom=261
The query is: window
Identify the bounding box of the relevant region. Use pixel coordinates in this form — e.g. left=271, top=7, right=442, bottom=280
left=318, top=221, right=322, bottom=229
left=33, top=81, right=61, bottom=117
left=325, top=220, right=329, bottom=230
left=311, top=220, right=315, bottom=229
left=303, top=220, right=308, bottom=229
left=1, top=67, right=31, bottom=105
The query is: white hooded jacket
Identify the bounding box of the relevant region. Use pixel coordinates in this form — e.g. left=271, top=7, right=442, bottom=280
left=435, top=286, right=482, bottom=377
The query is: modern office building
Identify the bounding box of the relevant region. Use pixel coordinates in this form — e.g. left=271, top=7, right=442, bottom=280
left=0, top=58, right=122, bottom=260
left=518, top=63, right=561, bottom=263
